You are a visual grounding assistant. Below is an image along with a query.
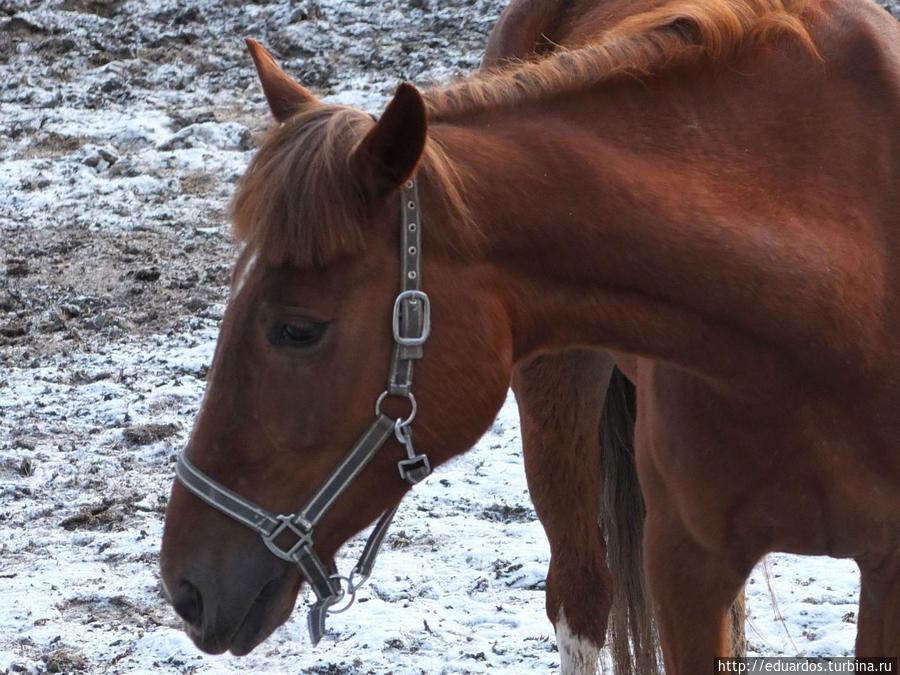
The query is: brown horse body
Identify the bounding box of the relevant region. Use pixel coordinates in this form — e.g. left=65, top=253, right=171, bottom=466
left=161, top=0, right=900, bottom=671
left=487, top=5, right=663, bottom=672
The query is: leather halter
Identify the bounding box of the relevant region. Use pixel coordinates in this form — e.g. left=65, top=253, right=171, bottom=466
left=175, top=178, right=432, bottom=644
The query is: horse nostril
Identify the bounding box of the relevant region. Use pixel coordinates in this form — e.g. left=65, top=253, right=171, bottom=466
left=172, top=580, right=204, bottom=627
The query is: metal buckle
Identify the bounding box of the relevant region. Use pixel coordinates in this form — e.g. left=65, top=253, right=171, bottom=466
left=262, top=515, right=315, bottom=561
left=392, top=290, right=431, bottom=346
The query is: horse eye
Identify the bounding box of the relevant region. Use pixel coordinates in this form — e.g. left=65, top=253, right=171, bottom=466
left=269, top=319, right=329, bottom=348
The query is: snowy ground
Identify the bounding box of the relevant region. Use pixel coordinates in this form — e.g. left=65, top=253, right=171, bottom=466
left=2, top=0, right=897, bottom=673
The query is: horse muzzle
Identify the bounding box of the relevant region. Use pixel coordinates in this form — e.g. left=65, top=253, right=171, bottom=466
left=163, top=548, right=300, bottom=656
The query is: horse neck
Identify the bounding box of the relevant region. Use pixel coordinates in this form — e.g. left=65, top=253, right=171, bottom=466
left=425, top=68, right=880, bottom=387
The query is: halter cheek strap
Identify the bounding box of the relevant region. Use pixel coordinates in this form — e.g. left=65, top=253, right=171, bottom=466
left=174, top=178, right=431, bottom=644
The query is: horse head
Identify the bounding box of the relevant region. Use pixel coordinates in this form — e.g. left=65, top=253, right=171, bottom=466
left=159, top=40, right=513, bottom=655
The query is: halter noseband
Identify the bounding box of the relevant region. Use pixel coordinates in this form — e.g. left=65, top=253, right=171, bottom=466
left=174, top=178, right=432, bottom=644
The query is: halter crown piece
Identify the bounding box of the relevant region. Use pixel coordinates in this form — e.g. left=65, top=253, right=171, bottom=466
left=175, top=179, right=432, bottom=644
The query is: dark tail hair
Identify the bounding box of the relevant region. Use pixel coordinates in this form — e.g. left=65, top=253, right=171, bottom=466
left=599, top=366, right=662, bottom=674
left=599, top=366, right=746, bottom=674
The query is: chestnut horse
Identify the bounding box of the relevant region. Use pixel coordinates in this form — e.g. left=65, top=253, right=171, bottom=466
left=160, top=0, right=900, bottom=672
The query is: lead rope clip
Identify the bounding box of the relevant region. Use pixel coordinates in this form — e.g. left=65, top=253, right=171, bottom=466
left=394, top=419, right=431, bottom=484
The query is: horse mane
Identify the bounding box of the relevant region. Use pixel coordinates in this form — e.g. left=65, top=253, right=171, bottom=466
left=231, top=0, right=820, bottom=269
left=424, top=0, right=820, bottom=119
left=231, top=106, right=368, bottom=268
left=230, top=105, right=475, bottom=269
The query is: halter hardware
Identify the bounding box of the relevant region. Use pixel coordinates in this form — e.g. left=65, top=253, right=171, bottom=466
left=174, top=178, right=432, bottom=644
left=395, top=419, right=431, bottom=483
left=262, top=514, right=315, bottom=561
left=393, top=290, right=431, bottom=346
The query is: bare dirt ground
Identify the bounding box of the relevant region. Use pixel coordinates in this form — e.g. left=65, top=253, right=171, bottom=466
left=1, top=0, right=502, bottom=362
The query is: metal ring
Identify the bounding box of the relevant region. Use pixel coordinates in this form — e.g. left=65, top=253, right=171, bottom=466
left=326, top=570, right=370, bottom=615
left=394, top=417, right=412, bottom=445
left=375, top=391, right=417, bottom=427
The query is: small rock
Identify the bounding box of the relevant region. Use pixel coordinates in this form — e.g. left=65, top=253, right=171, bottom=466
left=123, top=423, right=179, bottom=446
left=0, top=322, right=29, bottom=338
left=78, top=144, right=119, bottom=168
left=99, top=75, right=122, bottom=93
left=69, top=369, right=111, bottom=384
left=169, top=110, right=215, bottom=131
left=171, top=275, right=198, bottom=289
left=40, top=319, right=65, bottom=333
left=6, top=259, right=29, bottom=277
left=107, top=159, right=139, bottom=177
left=88, top=313, right=108, bottom=330
left=289, top=1, right=325, bottom=22
left=3, top=16, right=47, bottom=36
left=134, top=267, right=160, bottom=282
left=60, top=303, right=81, bottom=318
left=36, top=37, right=77, bottom=54
left=132, top=311, right=158, bottom=325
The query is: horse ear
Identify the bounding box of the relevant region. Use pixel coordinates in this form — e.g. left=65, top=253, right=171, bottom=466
left=351, top=82, right=427, bottom=200
left=245, top=38, right=317, bottom=122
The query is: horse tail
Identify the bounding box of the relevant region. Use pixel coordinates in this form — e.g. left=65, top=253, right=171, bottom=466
left=599, top=366, right=747, bottom=674
left=599, top=366, right=662, bottom=674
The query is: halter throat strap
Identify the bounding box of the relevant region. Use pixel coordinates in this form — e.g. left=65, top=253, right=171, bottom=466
left=174, top=178, right=431, bottom=644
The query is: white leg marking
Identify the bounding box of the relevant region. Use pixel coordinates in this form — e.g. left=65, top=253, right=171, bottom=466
left=557, top=607, right=603, bottom=675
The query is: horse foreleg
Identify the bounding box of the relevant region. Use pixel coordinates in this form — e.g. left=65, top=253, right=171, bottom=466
left=513, top=350, right=616, bottom=674
left=856, top=554, right=900, bottom=658
left=643, top=512, right=752, bottom=674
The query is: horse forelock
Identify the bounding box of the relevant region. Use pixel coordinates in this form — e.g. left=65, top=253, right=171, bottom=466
left=424, top=0, right=820, bottom=120
left=230, top=105, right=373, bottom=269
left=230, top=104, right=479, bottom=270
